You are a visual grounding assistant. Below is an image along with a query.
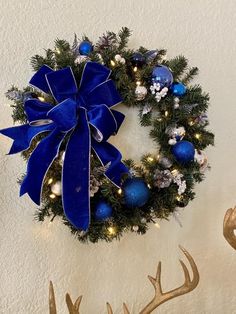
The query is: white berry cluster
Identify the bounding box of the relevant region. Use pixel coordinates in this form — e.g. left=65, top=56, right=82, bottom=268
left=173, top=97, right=180, bottom=109
left=150, top=82, right=168, bottom=102
left=114, top=54, right=125, bottom=64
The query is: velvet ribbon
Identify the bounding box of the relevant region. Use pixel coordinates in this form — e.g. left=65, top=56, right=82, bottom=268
left=0, top=62, right=129, bottom=230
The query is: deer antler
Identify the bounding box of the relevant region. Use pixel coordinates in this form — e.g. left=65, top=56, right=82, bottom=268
left=49, top=281, right=57, bottom=314
left=139, top=245, right=199, bottom=314
left=49, top=281, right=82, bottom=314
left=106, top=302, right=130, bottom=314
left=223, top=206, right=236, bottom=250
left=48, top=246, right=199, bottom=313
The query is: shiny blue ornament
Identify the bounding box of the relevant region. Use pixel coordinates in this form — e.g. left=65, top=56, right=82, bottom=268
left=78, top=41, right=93, bottom=56
left=123, top=178, right=150, bottom=208
left=152, top=65, right=173, bottom=88
left=131, top=52, right=145, bottom=67
left=172, top=140, right=195, bottom=164
left=171, top=82, right=187, bottom=96
left=94, top=200, right=113, bottom=221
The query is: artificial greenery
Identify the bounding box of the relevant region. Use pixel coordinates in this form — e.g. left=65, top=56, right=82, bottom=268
left=4, top=27, right=214, bottom=242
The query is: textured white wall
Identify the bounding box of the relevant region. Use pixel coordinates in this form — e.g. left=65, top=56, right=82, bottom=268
left=0, top=0, right=236, bottom=313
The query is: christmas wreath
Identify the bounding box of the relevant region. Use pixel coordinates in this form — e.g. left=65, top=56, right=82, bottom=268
left=1, top=28, right=214, bottom=242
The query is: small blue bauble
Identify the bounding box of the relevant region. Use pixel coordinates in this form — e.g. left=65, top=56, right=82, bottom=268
left=78, top=41, right=93, bottom=56
left=152, top=65, right=173, bottom=88
left=123, top=178, right=150, bottom=208
left=94, top=200, right=113, bottom=221
left=172, top=140, right=195, bottom=164
left=131, top=52, right=145, bottom=67
left=171, top=82, right=187, bottom=96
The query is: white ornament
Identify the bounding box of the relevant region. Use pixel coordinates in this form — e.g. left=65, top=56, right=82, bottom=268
left=114, top=54, right=126, bottom=64
left=114, top=54, right=122, bottom=62
left=135, top=85, right=147, bottom=101
left=168, top=138, right=177, bottom=145
left=51, top=181, right=62, bottom=196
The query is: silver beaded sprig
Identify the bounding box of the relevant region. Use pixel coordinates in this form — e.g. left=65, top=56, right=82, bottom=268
left=150, top=83, right=168, bottom=103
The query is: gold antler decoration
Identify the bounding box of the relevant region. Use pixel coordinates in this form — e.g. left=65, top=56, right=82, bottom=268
left=49, top=246, right=199, bottom=313
left=223, top=206, right=236, bottom=250
left=49, top=281, right=82, bottom=314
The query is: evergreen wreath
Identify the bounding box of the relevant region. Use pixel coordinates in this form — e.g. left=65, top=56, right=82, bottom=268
left=1, top=28, right=214, bottom=243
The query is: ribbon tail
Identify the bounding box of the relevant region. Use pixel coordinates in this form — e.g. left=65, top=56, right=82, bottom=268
left=20, top=128, right=66, bottom=205
left=62, top=108, right=91, bottom=231
left=92, top=139, right=129, bottom=187
left=0, top=123, right=55, bottom=154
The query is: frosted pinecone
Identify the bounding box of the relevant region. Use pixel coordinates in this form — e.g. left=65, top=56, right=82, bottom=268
left=90, top=174, right=101, bottom=197
left=153, top=170, right=173, bottom=188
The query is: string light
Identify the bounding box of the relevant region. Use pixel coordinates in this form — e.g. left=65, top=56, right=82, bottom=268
left=188, top=120, right=194, bottom=126
left=176, top=195, right=182, bottom=202
left=171, top=169, right=179, bottom=176
left=155, top=222, right=160, bottom=229
left=164, top=111, right=169, bottom=117
left=133, top=66, right=138, bottom=72
left=136, top=80, right=141, bottom=86
left=117, top=188, right=122, bottom=195
left=48, top=178, right=53, bottom=185
left=147, top=156, right=154, bottom=162
left=49, top=193, right=56, bottom=199
left=107, top=226, right=116, bottom=236
left=38, top=96, right=45, bottom=102
left=195, top=133, right=201, bottom=140
left=147, top=183, right=151, bottom=189
left=110, top=60, right=115, bottom=67
left=55, top=48, right=61, bottom=55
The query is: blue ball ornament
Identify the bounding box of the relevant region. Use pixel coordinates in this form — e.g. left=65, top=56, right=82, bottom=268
left=171, top=82, right=187, bottom=97
left=94, top=200, right=113, bottom=221
left=172, top=140, right=195, bottom=164
left=152, top=65, right=173, bottom=88
left=123, top=178, right=150, bottom=208
left=78, top=41, right=93, bottom=56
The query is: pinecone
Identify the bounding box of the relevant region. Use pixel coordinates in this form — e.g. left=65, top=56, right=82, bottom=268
left=90, top=174, right=101, bottom=197
left=153, top=170, right=173, bottom=188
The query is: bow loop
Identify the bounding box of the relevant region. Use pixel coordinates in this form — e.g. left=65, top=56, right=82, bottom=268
left=25, top=99, right=53, bottom=125
left=88, top=105, right=117, bottom=142
left=79, top=62, right=111, bottom=94
left=46, top=67, right=78, bottom=103
left=29, top=65, right=54, bottom=93
left=47, top=99, right=78, bottom=132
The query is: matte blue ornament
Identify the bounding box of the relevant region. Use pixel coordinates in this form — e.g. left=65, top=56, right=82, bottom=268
left=123, top=178, right=150, bottom=208
left=131, top=52, right=145, bottom=67
left=172, top=140, right=195, bottom=164
left=78, top=41, right=93, bottom=56
left=171, top=82, right=187, bottom=96
left=151, top=65, right=173, bottom=88
left=94, top=200, right=113, bottom=221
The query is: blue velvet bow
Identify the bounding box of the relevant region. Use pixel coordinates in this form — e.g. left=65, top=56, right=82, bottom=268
left=0, top=62, right=129, bottom=230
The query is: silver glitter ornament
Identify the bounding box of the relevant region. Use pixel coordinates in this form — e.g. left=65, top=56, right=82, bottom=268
left=135, top=85, right=147, bottom=101
left=159, top=157, right=173, bottom=169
